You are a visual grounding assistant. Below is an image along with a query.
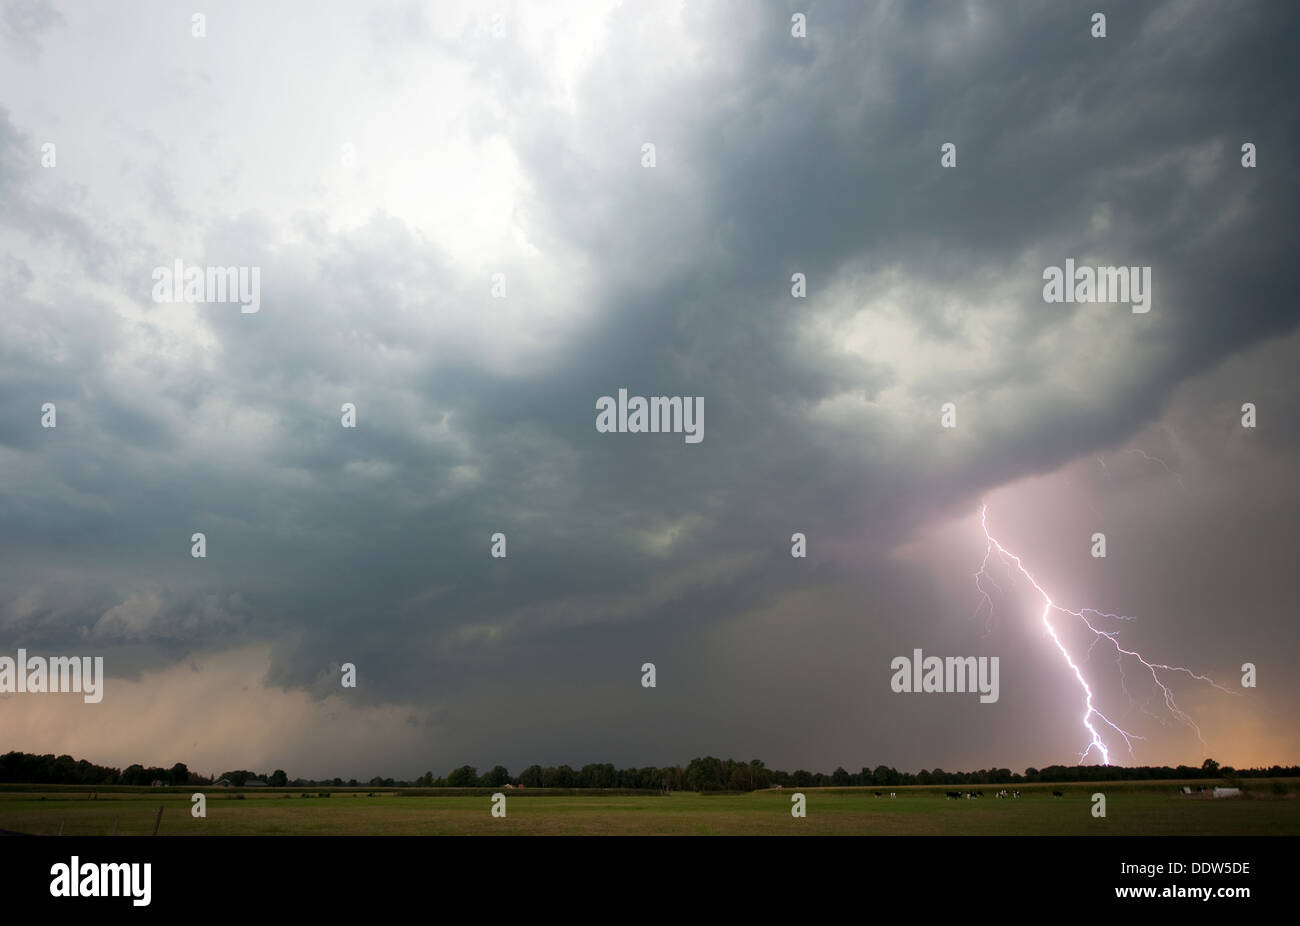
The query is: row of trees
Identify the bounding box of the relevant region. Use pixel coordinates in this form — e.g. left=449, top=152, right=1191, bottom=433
left=5, top=751, right=1297, bottom=790
left=0, top=753, right=408, bottom=789
left=0, top=753, right=198, bottom=786
left=216, top=769, right=288, bottom=787
left=413, top=757, right=1300, bottom=791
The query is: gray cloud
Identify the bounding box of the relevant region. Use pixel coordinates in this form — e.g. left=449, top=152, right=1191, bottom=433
left=0, top=0, right=1296, bottom=777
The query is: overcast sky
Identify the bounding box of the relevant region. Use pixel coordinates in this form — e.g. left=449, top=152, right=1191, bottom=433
left=1, top=0, right=1297, bottom=780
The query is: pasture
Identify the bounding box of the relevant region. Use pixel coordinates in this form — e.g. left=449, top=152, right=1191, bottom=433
left=1, top=780, right=1295, bottom=836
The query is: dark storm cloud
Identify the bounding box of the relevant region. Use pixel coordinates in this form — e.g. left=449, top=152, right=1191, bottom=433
left=1, top=1, right=1297, bottom=775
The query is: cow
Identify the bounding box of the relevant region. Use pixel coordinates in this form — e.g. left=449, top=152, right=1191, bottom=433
left=889, top=792, right=896, bottom=799
left=1052, top=790, right=1063, bottom=798
left=873, top=791, right=882, bottom=798
left=945, top=791, right=961, bottom=800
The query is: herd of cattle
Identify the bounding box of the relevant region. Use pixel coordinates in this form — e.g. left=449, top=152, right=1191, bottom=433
left=863, top=787, right=1233, bottom=800
left=868, top=789, right=1056, bottom=799
left=862, top=789, right=1071, bottom=799
left=943, top=789, right=1028, bottom=799
left=875, top=786, right=1238, bottom=800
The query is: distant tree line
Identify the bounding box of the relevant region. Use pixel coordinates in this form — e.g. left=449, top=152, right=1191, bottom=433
left=0, top=752, right=195, bottom=786
left=3, top=751, right=1296, bottom=790
left=409, top=756, right=1299, bottom=790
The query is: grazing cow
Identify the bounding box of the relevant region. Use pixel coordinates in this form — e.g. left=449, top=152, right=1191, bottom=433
left=1052, top=790, right=1063, bottom=798
left=1013, top=790, right=1020, bottom=798
left=976, top=791, right=984, bottom=797
left=889, top=792, right=896, bottom=799
left=873, top=791, right=882, bottom=798
left=945, top=791, right=961, bottom=800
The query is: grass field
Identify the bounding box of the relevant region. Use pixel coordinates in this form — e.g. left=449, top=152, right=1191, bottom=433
left=1, top=780, right=1295, bottom=836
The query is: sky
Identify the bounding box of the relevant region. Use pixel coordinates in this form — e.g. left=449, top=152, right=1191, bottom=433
left=0, top=0, right=1297, bottom=781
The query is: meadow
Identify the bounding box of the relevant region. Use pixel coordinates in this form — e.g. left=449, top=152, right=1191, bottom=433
left=1, top=779, right=1296, bottom=836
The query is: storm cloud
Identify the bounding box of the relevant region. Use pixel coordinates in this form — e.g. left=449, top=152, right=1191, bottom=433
left=0, top=0, right=1296, bottom=778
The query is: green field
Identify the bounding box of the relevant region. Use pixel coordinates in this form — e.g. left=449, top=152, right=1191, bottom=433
left=1, top=780, right=1295, bottom=836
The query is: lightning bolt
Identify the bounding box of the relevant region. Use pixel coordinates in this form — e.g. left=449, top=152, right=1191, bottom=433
left=974, top=505, right=1231, bottom=765
left=1128, top=448, right=1186, bottom=489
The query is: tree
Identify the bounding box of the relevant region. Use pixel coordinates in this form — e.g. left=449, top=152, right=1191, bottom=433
left=552, top=765, right=577, bottom=788
left=483, top=765, right=510, bottom=787
left=685, top=757, right=725, bottom=792
left=1202, top=758, right=1220, bottom=777
left=169, top=763, right=189, bottom=785
left=580, top=763, right=616, bottom=789
left=269, top=769, right=288, bottom=787
left=446, top=765, right=479, bottom=788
